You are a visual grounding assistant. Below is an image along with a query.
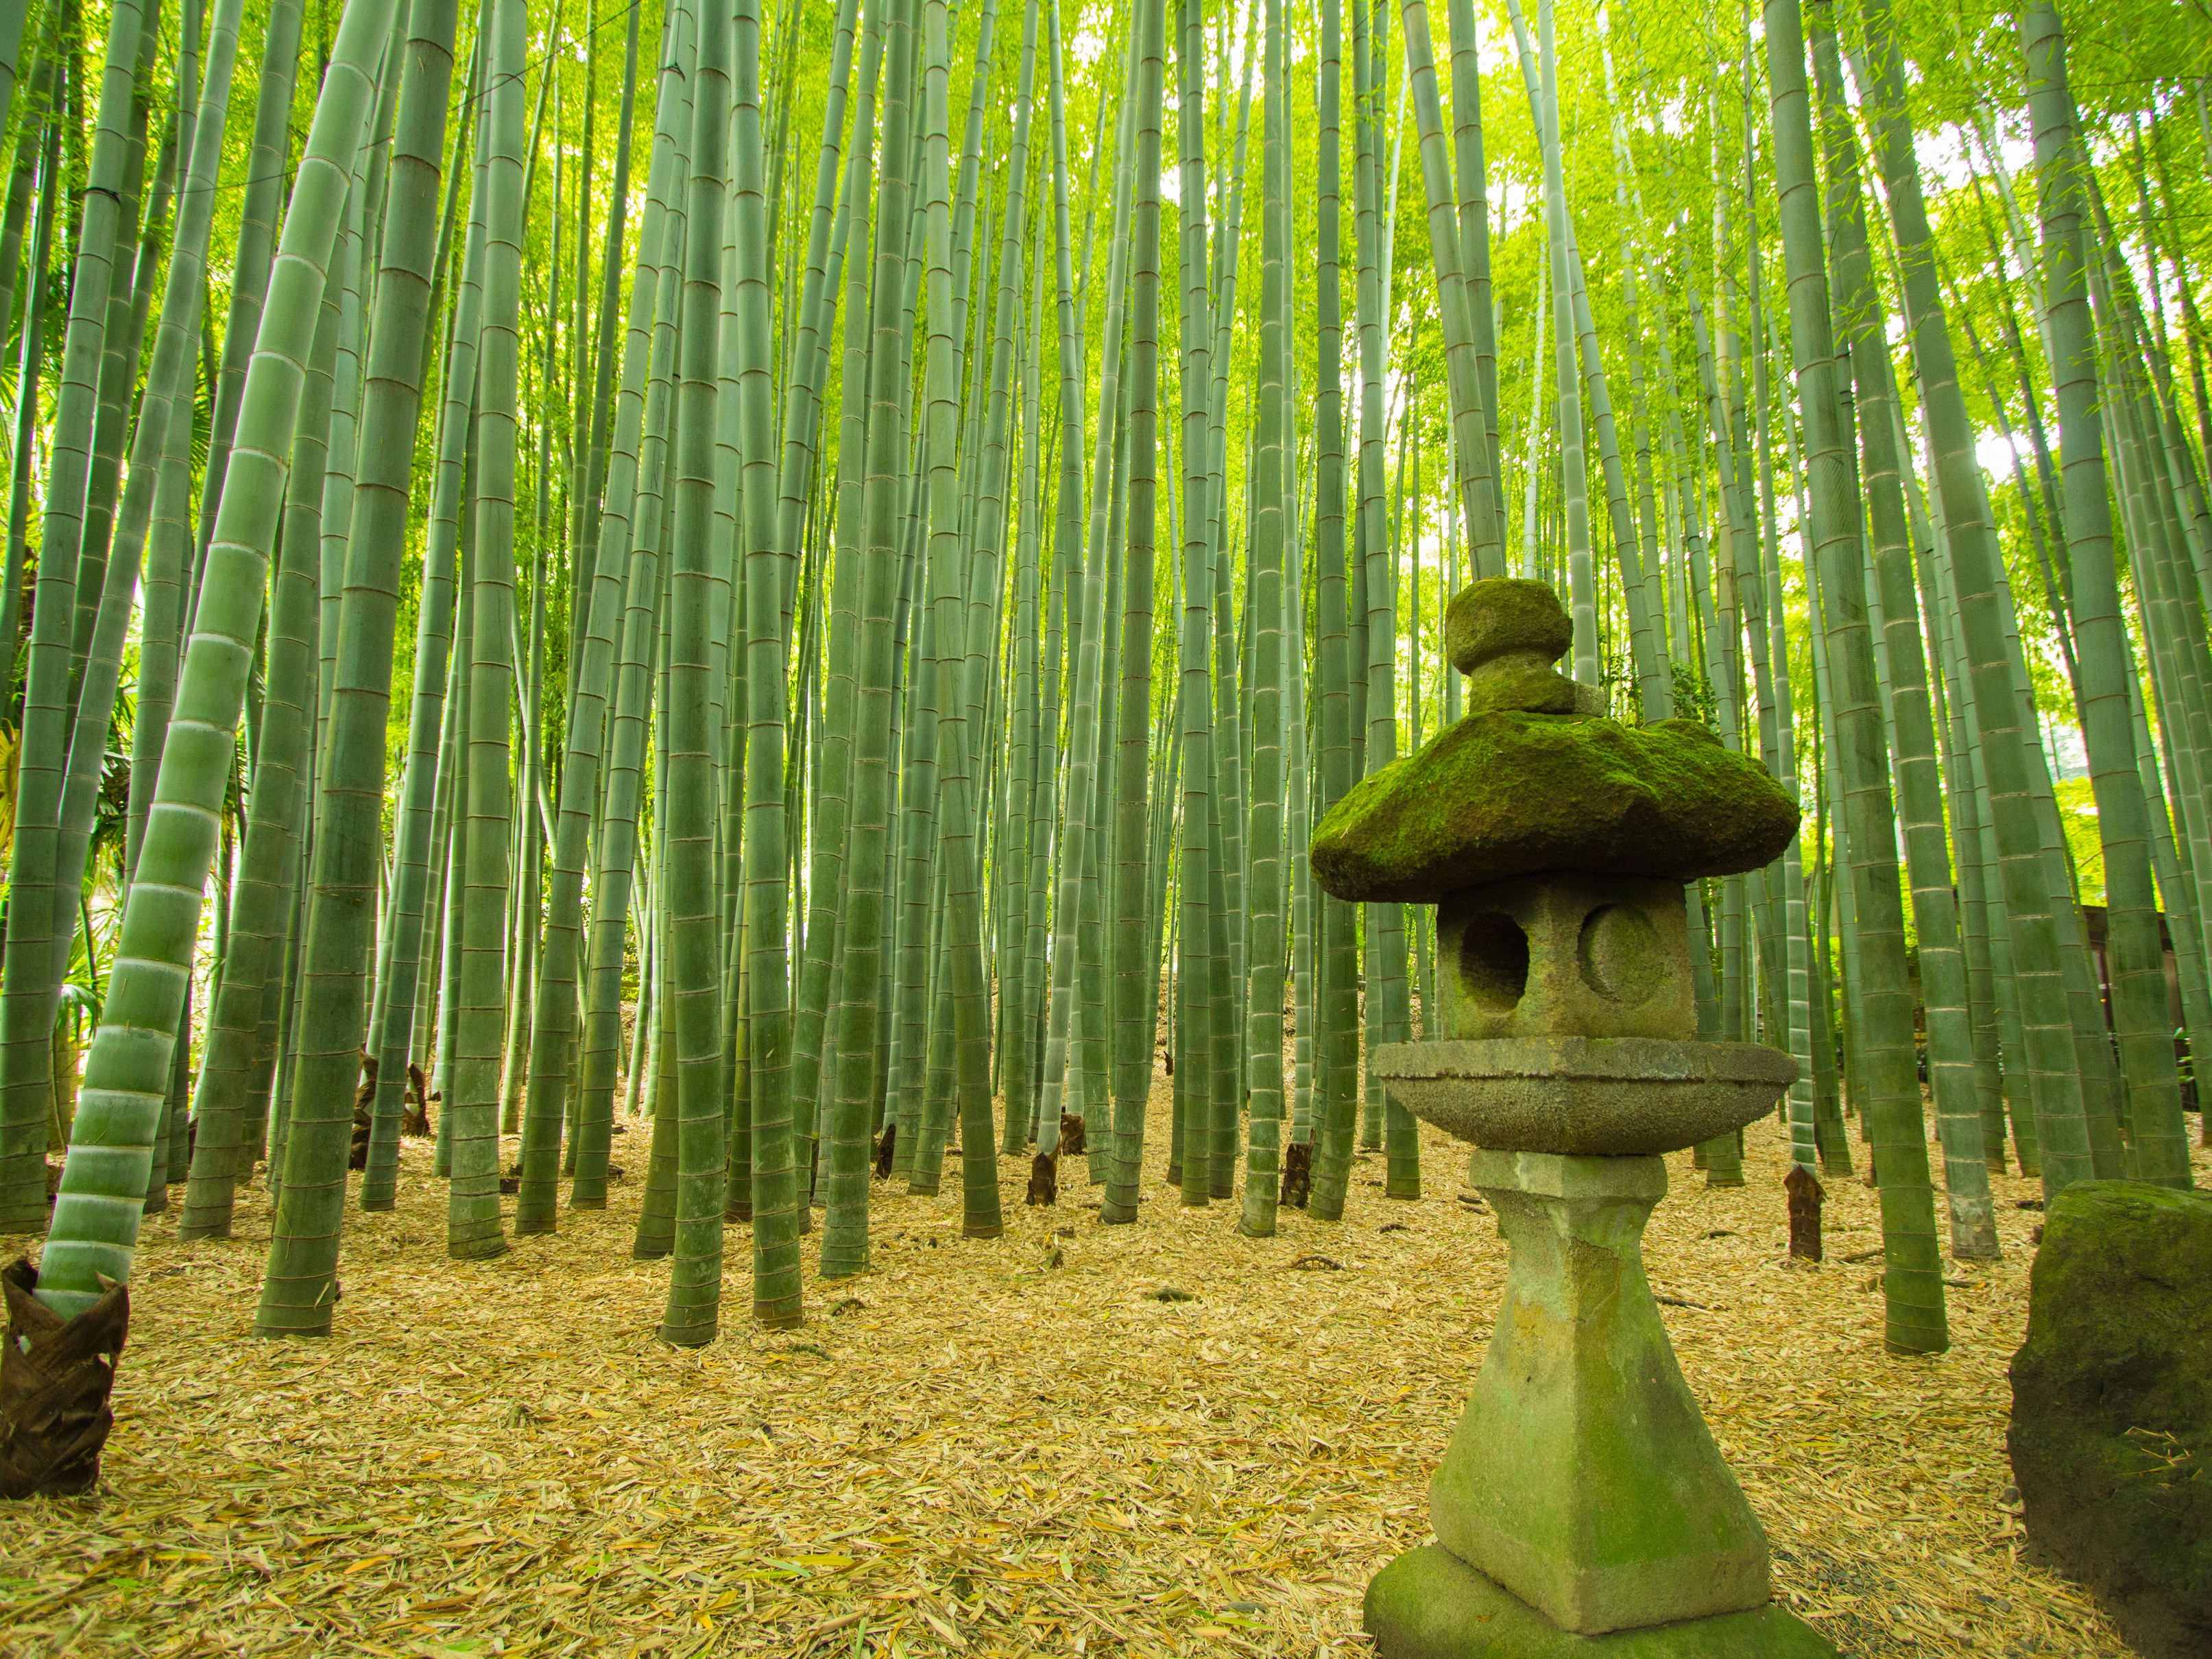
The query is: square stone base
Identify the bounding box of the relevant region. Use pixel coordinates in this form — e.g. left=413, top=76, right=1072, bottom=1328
left=1365, top=1545, right=1839, bottom=1658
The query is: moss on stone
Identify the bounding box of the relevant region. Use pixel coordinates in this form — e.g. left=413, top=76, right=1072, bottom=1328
left=1310, top=711, right=1799, bottom=903
left=1364, top=1547, right=1839, bottom=1658
left=2008, top=1180, right=2212, bottom=1658
left=1448, top=578, right=1574, bottom=675
left=1465, top=657, right=1580, bottom=716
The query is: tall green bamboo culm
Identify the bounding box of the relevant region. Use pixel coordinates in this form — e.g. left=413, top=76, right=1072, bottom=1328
left=919, top=0, right=1005, bottom=1242
left=515, top=0, right=708, bottom=1235
left=1308, top=0, right=1356, bottom=1222
left=574, top=0, right=695, bottom=1212
left=195, top=0, right=304, bottom=595
left=1173, top=0, right=1216, bottom=1211
left=823, top=0, right=915, bottom=1279
left=1805, top=16, right=1996, bottom=1259
left=1238, top=0, right=1288, bottom=1241
left=43, top=0, right=221, bottom=1220
left=734, top=0, right=806, bottom=1323
left=1849, top=0, right=2095, bottom=1202
left=174, top=402, right=322, bottom=1240
left=1103, top=0, right=1164, bottom=1226
left=361, top=30, right=495, bottom=1211
left=448, top=0, right=529, bottom=1265
left=655, top=0, right=730, bottom=1342
left=257, top=0, right=460, bottom=1335
left=2019, top=0, right=2190, bottom=1188
left=0, top=0, right=150, bottom=1236
left=36, top=0, right=405, bottom=1316
left=1768, top=0, right=1945, bottom=1356
left=786, top=0, right=873, bottom=1188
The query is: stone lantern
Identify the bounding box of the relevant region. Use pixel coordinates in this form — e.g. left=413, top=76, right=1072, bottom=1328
left=1310, top=579, right=1836, bottom=1657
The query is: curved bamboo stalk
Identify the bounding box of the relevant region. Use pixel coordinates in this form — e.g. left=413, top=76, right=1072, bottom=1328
left=194, top=0, right=306, bottom=605
left=2019, top=0, right=2191, bottom=1188
left=1768, top=0, right=1945, bottom=1355
left=36, top=0, right=405, bottom=1316
left=0, top=0, right=149, bottom=1235
left=1807, top=19, right=1995, bottom=1260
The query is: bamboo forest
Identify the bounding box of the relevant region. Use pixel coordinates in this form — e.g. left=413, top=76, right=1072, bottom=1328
left=0, top=0, right=2207, bottom=1645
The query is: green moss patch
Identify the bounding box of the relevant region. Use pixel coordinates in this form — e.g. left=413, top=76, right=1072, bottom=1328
left=1310, top=712, right=1799, bottom=903
left=1447, top=577, right=1575, bottom=674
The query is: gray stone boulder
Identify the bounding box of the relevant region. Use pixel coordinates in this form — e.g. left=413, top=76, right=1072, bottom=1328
left=2008, top=1180, right=2212, bottom=1659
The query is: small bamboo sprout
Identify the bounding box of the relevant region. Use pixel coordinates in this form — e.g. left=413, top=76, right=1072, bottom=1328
left=0, top=1261, right=128, bottom=1499
left=1786, top=1164, right=1825, bottom=1263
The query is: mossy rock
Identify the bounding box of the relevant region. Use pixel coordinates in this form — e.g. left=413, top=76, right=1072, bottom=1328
left=2008, top=1180, right=2212, bottom=1659
left=1465, top=657, right=1580, bottom=718
left=1310, top=712, right=1799, bottom=904
left=1447, top=578, right=1573, bottom=674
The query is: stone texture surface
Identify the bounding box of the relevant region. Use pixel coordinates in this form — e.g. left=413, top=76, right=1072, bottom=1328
left=1465, top=654, right=1582, bottom=717
left=1371, top=1038, right=1796, bottom=1157
left=2008, top=1180, right=2212, bottom=1659
left=1426, top=1152, right=1773, bottom=1634
left=1365, top=1545, right=1839, bottom=1658
left=1439, top=873, right=1696, bottom=1041
left=1315, top=577, right=1797, bottom=906
left=1309, top=712, right=1799, bottom=904
left=1447, top=577, right=1576, bottom=675
left=1341, top=576, right=1821, bottom=1651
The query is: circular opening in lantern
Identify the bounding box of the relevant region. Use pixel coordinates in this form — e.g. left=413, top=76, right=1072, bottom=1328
left=1459, top=911, right=1530, bottom=1013
left=1578, top=903, right=1663, bottom=1006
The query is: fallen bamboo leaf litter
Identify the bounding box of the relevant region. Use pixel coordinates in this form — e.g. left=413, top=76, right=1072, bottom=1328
left=1, top=1086, right=2180, bottom=1657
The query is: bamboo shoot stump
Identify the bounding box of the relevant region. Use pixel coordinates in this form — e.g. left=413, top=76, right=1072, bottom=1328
left=1, top=1258, right=128, bottom=1499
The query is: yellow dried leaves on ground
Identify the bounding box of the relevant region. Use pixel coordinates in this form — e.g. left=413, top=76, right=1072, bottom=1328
left=3, top=1093, right=2182, bottom=1658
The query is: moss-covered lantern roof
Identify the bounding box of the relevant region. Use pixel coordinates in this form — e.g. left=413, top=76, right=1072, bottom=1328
left=1310, top=579, right=1800, bottom=904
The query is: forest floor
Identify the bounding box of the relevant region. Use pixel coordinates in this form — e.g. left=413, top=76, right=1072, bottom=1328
left=3, top=1090, right=2193, bottom=1658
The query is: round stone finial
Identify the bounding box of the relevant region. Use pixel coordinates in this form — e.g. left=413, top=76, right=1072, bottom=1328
left=1447, top=578, right=1573, bottom=675
left=1447, top=578, right=1587, bottom=718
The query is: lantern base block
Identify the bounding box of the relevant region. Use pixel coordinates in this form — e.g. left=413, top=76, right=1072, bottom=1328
left=1364, top=1545, right=1838, bottom=1658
